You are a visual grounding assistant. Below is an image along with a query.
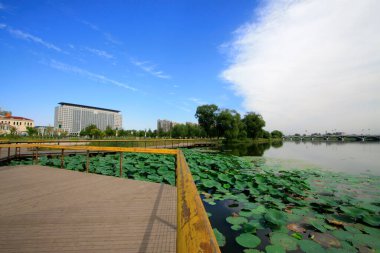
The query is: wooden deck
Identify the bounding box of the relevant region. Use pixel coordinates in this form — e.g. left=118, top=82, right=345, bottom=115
left=0, top=165, right=176, bottom=253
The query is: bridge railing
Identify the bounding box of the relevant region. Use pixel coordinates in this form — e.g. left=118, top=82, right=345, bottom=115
left=0, top=143, right=220, bottom=253
left=0, top=138, right=219, bottom=148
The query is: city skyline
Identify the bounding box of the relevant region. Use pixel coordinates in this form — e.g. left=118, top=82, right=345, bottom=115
left=1, top=1, right=379, bottom=134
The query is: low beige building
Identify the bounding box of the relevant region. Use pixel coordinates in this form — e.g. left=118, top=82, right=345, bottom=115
left=0, top=114, right=34, bottom=135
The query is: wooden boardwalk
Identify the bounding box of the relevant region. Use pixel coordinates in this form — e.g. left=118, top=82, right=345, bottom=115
left=0, top=165, right=176, bottom=253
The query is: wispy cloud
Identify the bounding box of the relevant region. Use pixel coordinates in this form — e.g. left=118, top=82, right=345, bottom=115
left=188, top=97, right=206, bottom=105
left=222, top=0, right=380, bottom=134
left=131, top=59, right=171, bottom=79
left=82, top=21, right=99, bottom=31
left=49, top=59, right=136, bottom=91
left=82, top=20, right=122, bottom=45
left=0, top=24, right=63, bottom=52
left=85, top=47, right=114, bottom=59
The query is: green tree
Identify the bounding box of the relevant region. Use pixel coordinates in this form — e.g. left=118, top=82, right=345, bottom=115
left=242, top=112, right=266, bottom=139
left=104, top=126, right=116, bottom=137
left=216, top=109, right=241, bottom=140
left=262, top=130, right=271, bottom=139
left=172, top=124, right=187, bottom=138
left=90, top=128, right=103, bottom=139
left=195, top=104, right=219, bottom=138
left=26, top=126, right=38, bottom=137
left=80, top=124, right=102, bottom=139
left=271, top=130, right=283, bottom=139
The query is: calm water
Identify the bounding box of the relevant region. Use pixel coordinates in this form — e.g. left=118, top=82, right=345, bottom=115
left=219, top=141, right=380, bottom=175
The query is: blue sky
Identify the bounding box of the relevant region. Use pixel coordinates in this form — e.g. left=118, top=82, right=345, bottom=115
left=0, top=0, right=259, bottom=130
left=1, top=1, right=379, bottom=134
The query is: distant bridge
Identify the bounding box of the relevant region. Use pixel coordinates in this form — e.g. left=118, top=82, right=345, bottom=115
left=283, top=134, right=380, bottom=142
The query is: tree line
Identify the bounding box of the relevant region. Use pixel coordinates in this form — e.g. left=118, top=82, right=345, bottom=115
left=195, top=104, right=283, bottom=140
left=79, top=104, right=283, bottom=141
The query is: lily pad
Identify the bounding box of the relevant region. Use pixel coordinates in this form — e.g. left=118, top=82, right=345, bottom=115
left=235, top=233, right=261, bottom=248
left=339, top=206, right=367, bottom=219
left=310, top=220, right=327, bottom=233
left=270, top=232, right=297, bottom=251
left=264, top=209, right=288, bottom=226
left=298, top=240, right=326, bottom=253
left=352, top=233, right=380, bottom=249
left=362, top=215, right=380, bottom=226
left=265, top=245, right=285, bottom=253
left=226, top=216, right=248, bottom=225
left=231, top=224, right=242, bottom=231
left=310, top=232, right=340, bottom=248
left=287, top=223, right=306, bottom=233
left=213, top=228, right=226, bottom=247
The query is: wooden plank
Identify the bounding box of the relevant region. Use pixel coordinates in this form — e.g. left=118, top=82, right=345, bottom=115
left=0, top=165, right=177, bottom=252
left=176, top=150, right=220, bottom=253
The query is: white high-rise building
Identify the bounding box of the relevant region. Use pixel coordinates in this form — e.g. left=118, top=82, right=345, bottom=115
left=54, top=102, right=122, bottom=135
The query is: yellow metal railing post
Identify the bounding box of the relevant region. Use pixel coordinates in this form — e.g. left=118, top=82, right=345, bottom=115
left=176, top=150, right=220, bottom=253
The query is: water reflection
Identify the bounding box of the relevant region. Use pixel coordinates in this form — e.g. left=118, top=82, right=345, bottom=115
left=219, top=141, right=279, bottom=156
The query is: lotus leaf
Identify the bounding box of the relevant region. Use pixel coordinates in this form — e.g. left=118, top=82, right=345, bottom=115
left=270, top=232, right=297, bottom=251
left=340, top=206, right=368, bottom=219
left=202, top=179, right=221, bottom=188
left=287, top=223, right=306, bottom=233
left=362, top=226, right=380, bottom=237
left=331, top=230, right=353, bottom=241
left=213, top=228, right=226, bottom=247
left=310, top=220, right=327, bottom=232
left=247, top=219, right=264, bottom=229
left=226, top=216, right=248, bottom=225
left=264, top=209, right=288, bottom=226
left=352, top=233, right=380, bottom=249
left=310, top=232, right=340, bottom=248
left=251, top=205, right=266, bottom=215
left=362, top=214, right=380, bottom=226
left=239, top=211, right=253, bottom=218
left=265, top=245, right=285, bottom=253
left=231, top=224, right=242, bottom=231
left=218, top=174, right=233, bottom=183
left=298, top=240, right=326, bottom=253
left=235, top=233, right=261, bottom=248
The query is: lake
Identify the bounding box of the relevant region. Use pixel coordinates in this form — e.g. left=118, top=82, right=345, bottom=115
left=219, top=141, right=380, bottom=175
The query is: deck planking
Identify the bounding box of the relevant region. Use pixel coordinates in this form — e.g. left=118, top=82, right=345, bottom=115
left=0, top=165, right=176, bottom=253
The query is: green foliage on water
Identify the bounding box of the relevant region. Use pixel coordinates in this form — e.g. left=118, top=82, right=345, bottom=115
left=182, top=150, right=380, bottom=252
left=8, top=153, right=176, bottom=185
left=6, top=149, right=380, bottom=252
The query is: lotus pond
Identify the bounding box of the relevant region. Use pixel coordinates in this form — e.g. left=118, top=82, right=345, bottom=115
left=4, top=149, right=380, bottom=253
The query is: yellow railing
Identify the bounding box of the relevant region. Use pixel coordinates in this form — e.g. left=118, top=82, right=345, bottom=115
left=0, top=143, right=221, bottom=253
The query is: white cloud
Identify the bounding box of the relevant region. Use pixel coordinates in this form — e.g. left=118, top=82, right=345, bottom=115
left=1, top=24, right=63, bottom=52
left=188, top=97, right=206, bottom=105
left=131, top=59, right=171, bottom=79
left=85, top=47, right=114, bottom=59
left=222, top=0, right=380, bottom=134
left=49, top=59, right=136, bottom=91
left=82, top=20, right=122, bottom=45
